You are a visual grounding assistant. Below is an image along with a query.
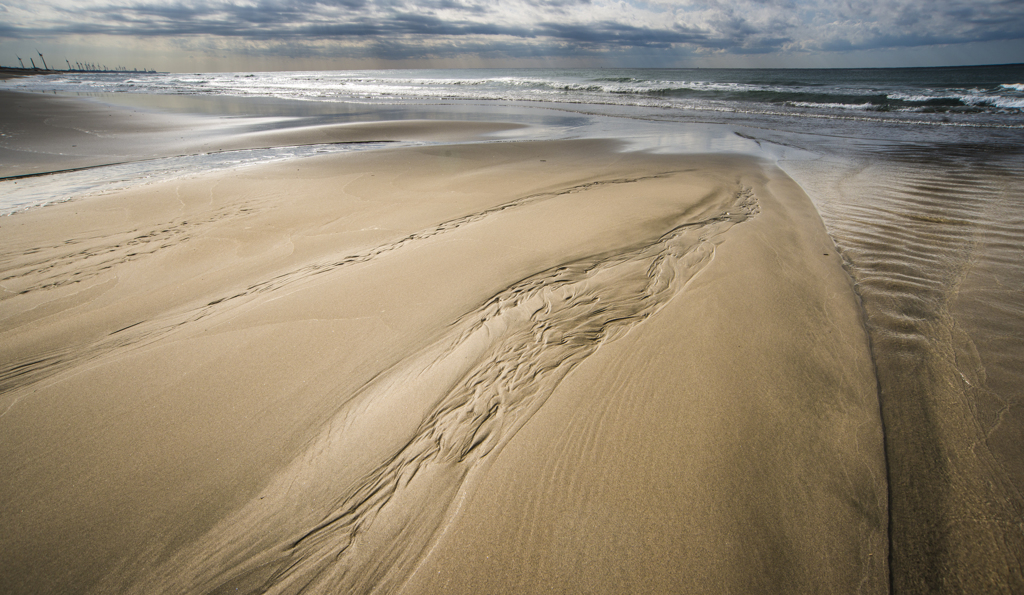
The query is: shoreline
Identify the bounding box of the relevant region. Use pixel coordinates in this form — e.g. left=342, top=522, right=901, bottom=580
left=1, top=90, right=889, bottom=593
left=0, top=88, right=532, bottom=180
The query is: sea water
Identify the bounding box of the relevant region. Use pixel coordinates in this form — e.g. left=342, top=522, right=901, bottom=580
left=6, top=65, right=1024, bottom=125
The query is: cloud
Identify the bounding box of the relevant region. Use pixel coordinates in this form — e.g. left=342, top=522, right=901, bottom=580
left=1, top=0, right=1023, bottom=66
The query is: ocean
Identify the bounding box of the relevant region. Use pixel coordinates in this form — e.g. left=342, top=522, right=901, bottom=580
left=5, top=65, right=1024, bottom=126
left=3, top=65, right=1024, bottom=590
left=5, top=65, right=1023, bottom=210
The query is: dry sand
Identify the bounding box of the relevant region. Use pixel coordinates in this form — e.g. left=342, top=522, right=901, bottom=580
left=0, top=93, right=887, bottom=593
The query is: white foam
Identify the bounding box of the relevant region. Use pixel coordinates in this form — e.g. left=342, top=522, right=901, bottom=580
left=788, top=101, right=875, bottom=110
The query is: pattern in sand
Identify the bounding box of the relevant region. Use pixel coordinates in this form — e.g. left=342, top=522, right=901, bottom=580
left=97, top=182, right=759, bottom=594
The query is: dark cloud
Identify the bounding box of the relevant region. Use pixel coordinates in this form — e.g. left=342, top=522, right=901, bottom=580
left=535, top=21, right=711, bottom=49
left=2, top=0, right=1023, bottom=63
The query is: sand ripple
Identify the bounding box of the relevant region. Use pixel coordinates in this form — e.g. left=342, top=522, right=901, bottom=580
left=788, top=143, right=1024, bottom=592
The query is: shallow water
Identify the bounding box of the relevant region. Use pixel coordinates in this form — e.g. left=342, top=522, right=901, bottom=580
left=0, top=142, right=394, bottom=215
left=778, top=131, right=1024, bottom=592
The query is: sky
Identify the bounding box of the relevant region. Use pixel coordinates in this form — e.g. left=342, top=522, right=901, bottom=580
left=1, top=0, right=1023, bottom=72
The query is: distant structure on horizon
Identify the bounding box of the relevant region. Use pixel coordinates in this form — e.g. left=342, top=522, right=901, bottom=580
left=3, top=51, right=156, bottom=74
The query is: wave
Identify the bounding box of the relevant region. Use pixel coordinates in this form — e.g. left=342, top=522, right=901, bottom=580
left=6, top=69, right=1023, bottom=128
left=787, top=101, right=876, bottom=111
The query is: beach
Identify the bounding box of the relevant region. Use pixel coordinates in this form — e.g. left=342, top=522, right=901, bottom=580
left=1, top=68, right=1022, bottom=593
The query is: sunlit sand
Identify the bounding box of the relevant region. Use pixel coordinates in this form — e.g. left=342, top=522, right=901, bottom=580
left=1, top=90, right=889, bottom=594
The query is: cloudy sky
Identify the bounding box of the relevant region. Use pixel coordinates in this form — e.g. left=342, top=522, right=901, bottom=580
left=2, top=0, right=1023, bottom=72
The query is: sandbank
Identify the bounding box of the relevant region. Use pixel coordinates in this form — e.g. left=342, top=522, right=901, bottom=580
left=0, top=93, right=887, bottom=594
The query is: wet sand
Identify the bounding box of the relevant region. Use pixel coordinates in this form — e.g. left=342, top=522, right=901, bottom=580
left=0, top=89, right=524, bottom=180
left=1, top=91, right=887, bottom=593
left=783, top=144, right=1024, bottom=593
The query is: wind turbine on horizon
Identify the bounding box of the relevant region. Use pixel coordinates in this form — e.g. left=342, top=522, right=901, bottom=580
left=36, top=50, right=49, bottom=70
left=16, top=55, right=25, bottom=68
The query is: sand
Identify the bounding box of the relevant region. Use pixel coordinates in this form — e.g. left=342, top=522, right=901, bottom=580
left=0, top=92, right=887, bottom=593
left=0, top=89, right=523, bottom=179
